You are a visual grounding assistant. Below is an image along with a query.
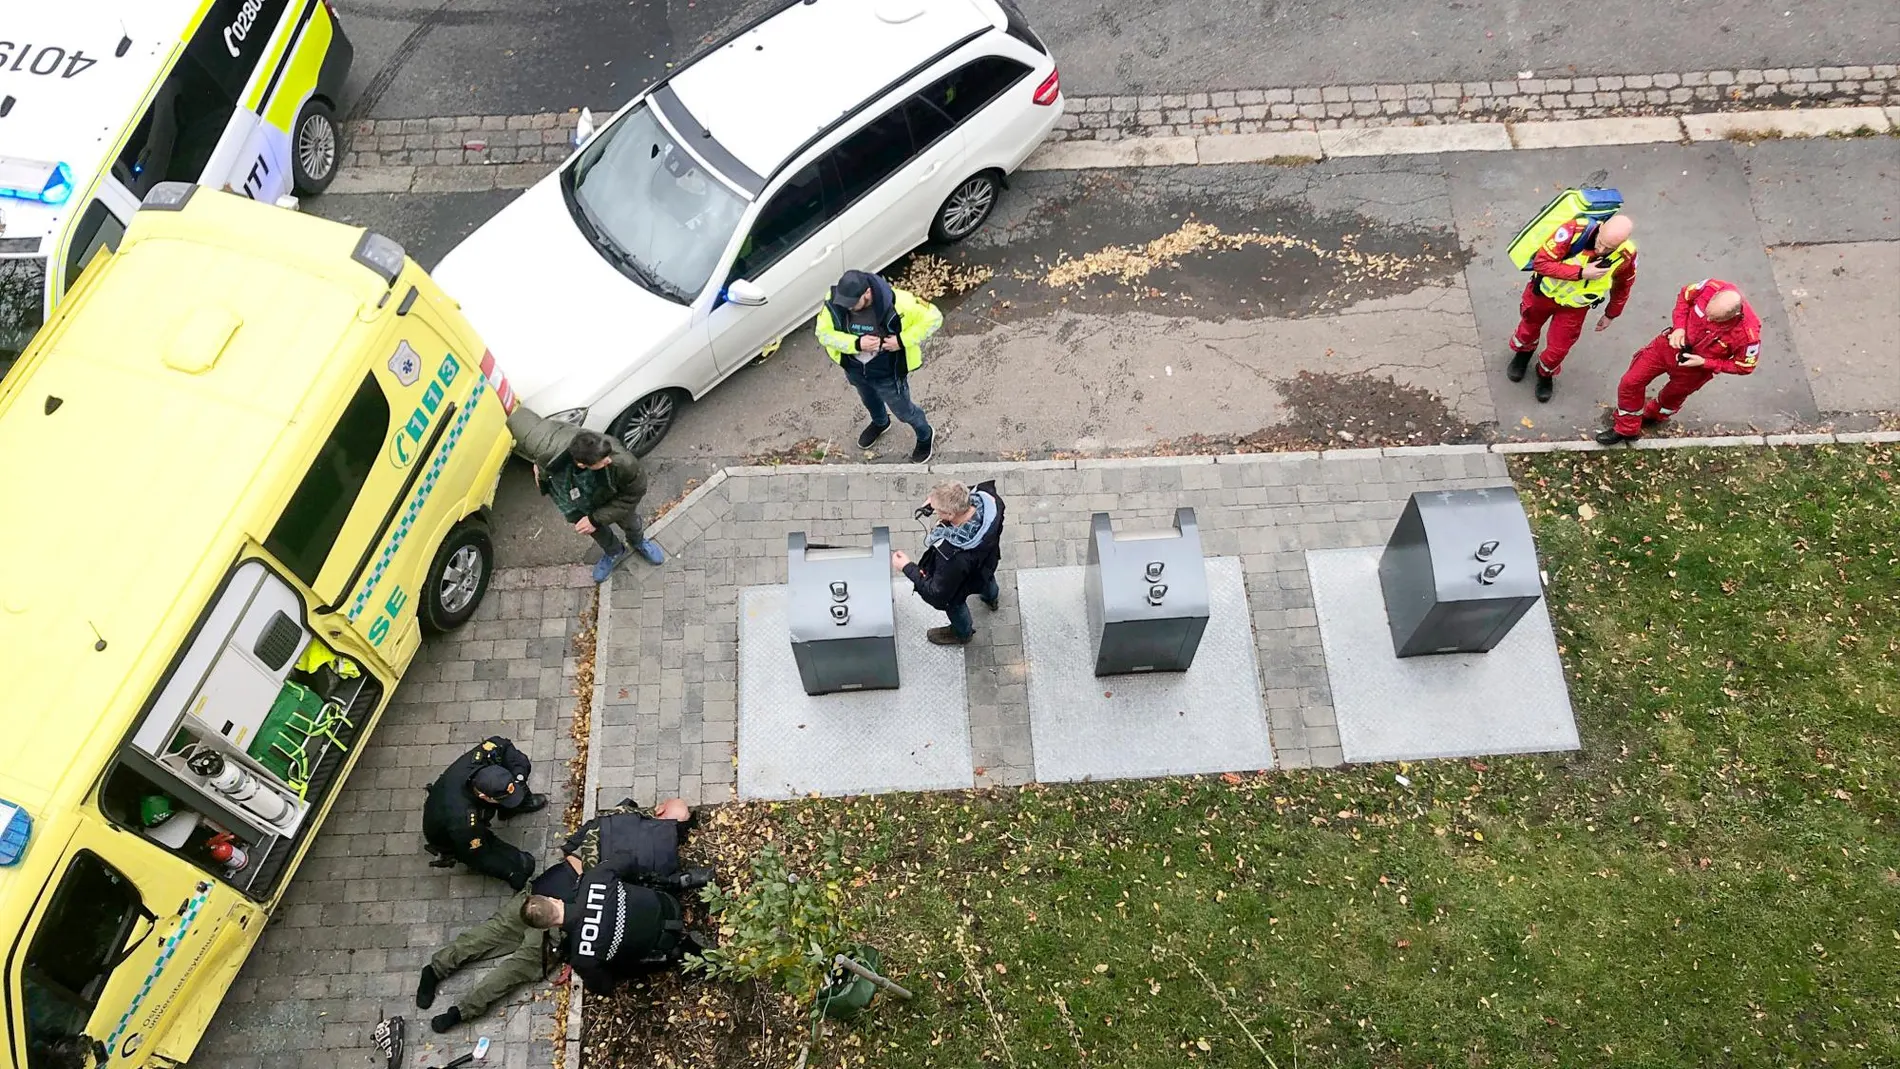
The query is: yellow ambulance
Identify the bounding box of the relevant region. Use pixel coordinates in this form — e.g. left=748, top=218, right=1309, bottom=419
left=0, top=184, right=519, bottom=1067
left=1, top=0, right=355, bottom=380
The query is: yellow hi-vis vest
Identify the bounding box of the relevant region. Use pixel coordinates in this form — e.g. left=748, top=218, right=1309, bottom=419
left=1539, top=240, right=1636, bottom=308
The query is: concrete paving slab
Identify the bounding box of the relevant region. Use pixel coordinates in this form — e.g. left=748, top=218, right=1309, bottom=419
left=736, top=586, right=973, bottom=799
left=1319, top=124, right=1513, bottom=157
left=1017, top=558, right=1275, bottom=783
left=1022, top=136, right=1199, bottom=170
left=1683, top=107, right=1894, bottom=141
left=1769, top=242, right=1900, bottom=414
left=1739, top=136, right=1900, bottom=244
left=1307, top=546, right=1578, bottom=764
left=1509, top=117, right=1685, bottom=149
left=1195, top=130, right=1325, bottom=164
left=1445, top=142, right=1819, bottom=439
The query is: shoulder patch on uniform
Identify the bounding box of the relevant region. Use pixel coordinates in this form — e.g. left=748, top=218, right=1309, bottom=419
left=1745, top=343, right=1761, bottom=358
left=1550, top=226, right=1570, bottom=244
left=469, top=837, right=483, bottom=849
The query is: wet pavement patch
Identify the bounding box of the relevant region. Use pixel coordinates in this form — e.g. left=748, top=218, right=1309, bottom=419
left=1135, top=369, right=1488, bottom=454
left=906, top=163, right=1469, bottom=328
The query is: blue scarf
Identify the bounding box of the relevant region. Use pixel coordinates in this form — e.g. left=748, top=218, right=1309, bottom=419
left=926, top=492, right=996, bottom=551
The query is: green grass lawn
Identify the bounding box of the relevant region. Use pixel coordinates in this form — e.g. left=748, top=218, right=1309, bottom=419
left=598, top=445, right=1900, bottom=1069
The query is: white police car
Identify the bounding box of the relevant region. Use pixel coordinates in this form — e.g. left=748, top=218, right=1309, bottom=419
left=0, top=0, right=353, bottom=378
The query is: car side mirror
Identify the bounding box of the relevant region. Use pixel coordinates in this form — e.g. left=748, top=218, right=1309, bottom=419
left=725, top=279, right=769, bottom=307
left=573, top=107, right=597, bottom=147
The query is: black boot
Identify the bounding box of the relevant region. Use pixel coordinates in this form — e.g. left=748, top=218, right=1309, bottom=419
left=516, top=792, right=549, bottom=815
left=1507, top=350, right=1534, bottom=382
left=1594, top=427, right=1639, bottom=446
left=858, top=422, right=888, bottom=449
left=1534, top=372, right=1554, bottom=403
left=416, top=966, right=440, bottom=1010
left=430, top=1007, right=462, bottom=1034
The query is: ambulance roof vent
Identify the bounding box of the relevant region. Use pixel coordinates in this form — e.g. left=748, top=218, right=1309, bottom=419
left=162, top=306, right=243, bottom=375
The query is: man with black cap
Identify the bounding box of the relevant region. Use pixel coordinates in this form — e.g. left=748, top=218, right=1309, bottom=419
left=421, top=735, right=548, bottom=890
left=815, top=269, right=944, bottom=463
left=418, top=798, right=713, bottom=1032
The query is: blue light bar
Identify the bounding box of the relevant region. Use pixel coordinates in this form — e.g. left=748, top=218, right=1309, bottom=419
left=0, top=157, right=74, bottom=206
left=0, top=799, right=31, bottom=866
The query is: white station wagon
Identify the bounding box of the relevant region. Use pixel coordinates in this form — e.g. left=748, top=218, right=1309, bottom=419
left=433, top=0, right=1062, bottom=454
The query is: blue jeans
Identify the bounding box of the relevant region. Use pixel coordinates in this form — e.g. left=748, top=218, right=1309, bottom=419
left=849, top=371, right=932, bottom=443
left=944, top=577, right=1001, bottom=638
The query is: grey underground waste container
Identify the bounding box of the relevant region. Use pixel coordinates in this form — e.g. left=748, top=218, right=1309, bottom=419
left=1378, top=486, right=1543, bottom=658
left=787, top=528, right=900, bottom=695
left=1085, top=508, right=1210, bottom=676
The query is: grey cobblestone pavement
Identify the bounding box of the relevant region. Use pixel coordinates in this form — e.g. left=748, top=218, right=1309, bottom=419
left=198, top=565, right=594, bottom=1069
left=336, top=64, right=1900, bottom=184
left=592, top=448, right=1510, bottom=807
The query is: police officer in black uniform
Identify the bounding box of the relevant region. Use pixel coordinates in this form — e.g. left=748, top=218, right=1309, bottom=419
left=422, top=735, right=547, bottom=889
left=518, top=798, right=716, bottom=994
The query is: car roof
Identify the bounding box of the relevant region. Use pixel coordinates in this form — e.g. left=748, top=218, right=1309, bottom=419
left=0, top=0, right=200, bottom=248
left=665, top=0, right=1003, bottom=183
left=0, top=189, right=387, bottom=813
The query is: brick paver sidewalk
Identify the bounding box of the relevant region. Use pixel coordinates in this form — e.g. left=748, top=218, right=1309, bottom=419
left=197, top=566, right=593, bottom=1069
left=591, top=448, right=1508, bottom=806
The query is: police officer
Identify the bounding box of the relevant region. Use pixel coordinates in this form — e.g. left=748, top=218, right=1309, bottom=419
left=518, top=801, right=718, bottom=996
left=421, top=736, right=547, bottom=890
left=1509, top=213, right=1638, bottom=403
left=417, top=799, right=710, bottom=1033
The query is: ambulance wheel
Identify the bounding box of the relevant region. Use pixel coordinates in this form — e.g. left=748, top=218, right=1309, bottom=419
left=609, top=389, right=685, bottom=457
left=930, top=171, right=1001, bottom=243
left=292, top=99, right=341, bottom=195
left=422, top=522, right=493, bottom=633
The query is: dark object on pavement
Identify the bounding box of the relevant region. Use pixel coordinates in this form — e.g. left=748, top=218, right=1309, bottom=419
left=371, top=1015, right=405, bottom=1068
left=1086, top=508, right=1210, bottom=676
left=1378, top=487, right=1543, bottom=657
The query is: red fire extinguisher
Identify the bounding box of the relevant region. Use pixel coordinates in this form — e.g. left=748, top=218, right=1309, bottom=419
left=207, top=832, right=249, bottom=872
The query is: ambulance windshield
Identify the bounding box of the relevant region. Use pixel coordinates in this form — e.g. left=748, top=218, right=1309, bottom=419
left=0, top=256, right=49, bottom=381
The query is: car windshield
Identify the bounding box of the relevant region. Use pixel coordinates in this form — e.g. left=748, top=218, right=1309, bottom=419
left=0, top=257, right=49, bottom=381
left=562, top=102, right=748, bottom=303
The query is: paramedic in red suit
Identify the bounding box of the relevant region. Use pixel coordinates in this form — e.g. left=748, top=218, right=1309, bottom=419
left=1508, top=213, right=1637, bottom=403
left=1596, top=279, right=1762, bottom=445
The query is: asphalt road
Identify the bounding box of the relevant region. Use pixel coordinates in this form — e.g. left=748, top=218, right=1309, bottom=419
left=332, top=0, right=1900, bottom=119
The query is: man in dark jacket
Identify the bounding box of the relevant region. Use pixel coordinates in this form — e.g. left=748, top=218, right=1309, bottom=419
left=418, top=799, right=710, bottom=1033
left=508, top=405, right=663, bottom=583
left=421, top=736, right=547, bottom=890
left=891, top=480, right=1007, bottom=645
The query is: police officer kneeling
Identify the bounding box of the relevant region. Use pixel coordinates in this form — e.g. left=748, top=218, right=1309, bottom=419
left=422, top=735, right=548, bottom=890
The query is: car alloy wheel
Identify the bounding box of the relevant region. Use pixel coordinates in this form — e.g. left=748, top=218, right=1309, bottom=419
left=437, top=544, right=485, bottom=616
left=935, top=174, right=999, bottom=242
left=611, top=391, right=680, bottom=456
left=292, top=100, right=341, bottom=194
left=421, top=522, right=493, bottom=632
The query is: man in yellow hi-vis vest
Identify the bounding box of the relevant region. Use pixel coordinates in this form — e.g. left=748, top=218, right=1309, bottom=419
left=1509, top=213, right=1638, bottom=403
left=816, top=270, right=944, bottom=464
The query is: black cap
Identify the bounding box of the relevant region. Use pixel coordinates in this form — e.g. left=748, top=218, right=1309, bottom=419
left=830, top=270, right=874, bottom=308
left=471, top=764, right=526, bottom=808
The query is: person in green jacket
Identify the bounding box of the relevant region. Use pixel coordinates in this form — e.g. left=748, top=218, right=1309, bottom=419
left=815, top=269, right=944, bottom=463
left=508, top=406, right=663, bottom=582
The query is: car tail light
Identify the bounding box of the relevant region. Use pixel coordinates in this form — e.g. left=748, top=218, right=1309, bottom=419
left=479, top=349, right=518, bottom=414
left=1033, top=68, right=1060, bottom=106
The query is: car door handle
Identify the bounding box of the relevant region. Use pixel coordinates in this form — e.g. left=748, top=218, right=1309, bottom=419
left=809, top=243, right=837, bottom=266
left=916, top=160, right=945, bottom=182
